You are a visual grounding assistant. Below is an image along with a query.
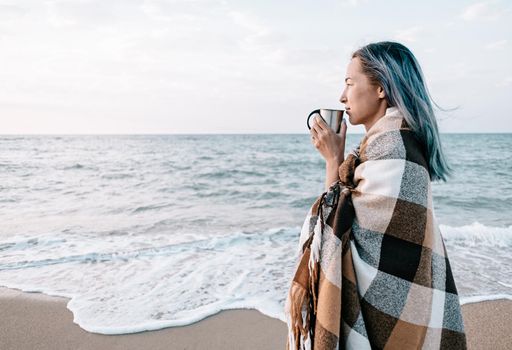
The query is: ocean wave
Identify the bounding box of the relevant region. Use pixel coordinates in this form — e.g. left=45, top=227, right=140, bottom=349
left=440, top=222, right=512, bottom=247
left=0, top=236, right=67, bottom=253
left=0, top=222, right=508, bottom=335
left=0, top=227, right=298, bottom=271
left=288, top=196, right=319, bottom=208
left=132, top=203, right=175, bottom=213
left=101, top=173, right=134, bottom=180
left=199, top=169, right=267, bottom=179
left=64, top=163, right=85, bottom=170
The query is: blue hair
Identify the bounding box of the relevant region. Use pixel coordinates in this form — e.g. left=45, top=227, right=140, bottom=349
left=352, top=41, right=455, bottom=182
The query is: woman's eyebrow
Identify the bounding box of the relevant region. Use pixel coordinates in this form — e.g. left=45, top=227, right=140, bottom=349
left=344, top=77, right=352, bottom=82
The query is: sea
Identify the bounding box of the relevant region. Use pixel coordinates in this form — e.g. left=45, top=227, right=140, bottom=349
left=0, top=133, right=511, bottom=334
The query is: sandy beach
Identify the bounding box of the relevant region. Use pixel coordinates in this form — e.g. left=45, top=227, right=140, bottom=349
left=0, top=286, right=510, bottom=350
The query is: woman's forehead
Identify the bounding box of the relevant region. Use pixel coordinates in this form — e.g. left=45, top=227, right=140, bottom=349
left=345, top=58, right=362, bottom=79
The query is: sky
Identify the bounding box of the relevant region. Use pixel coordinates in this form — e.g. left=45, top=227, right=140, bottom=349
left=0, top=0, right=511, bottom=134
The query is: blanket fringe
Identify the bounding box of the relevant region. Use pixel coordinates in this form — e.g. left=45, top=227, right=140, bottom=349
left=285, top=190, right=330, bottom=349
left=285, top=281, right=310, bottom=350
left=308, top=222, right=322, bottom=278
left=309, top=191, right=327, bottom=317
left=309, top=260, right=319, bottom=316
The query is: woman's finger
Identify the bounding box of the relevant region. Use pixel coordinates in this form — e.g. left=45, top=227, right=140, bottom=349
left=314, top=116, right=327, bottom=130
left=339, top=118, right=347, bottom=136
left=310, top=126, right=318, bottom=137
left=311, top=122, right=322, bottom=138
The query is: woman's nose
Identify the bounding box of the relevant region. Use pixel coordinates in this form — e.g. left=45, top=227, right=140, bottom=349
left=339, top=94, right=347, bottom=104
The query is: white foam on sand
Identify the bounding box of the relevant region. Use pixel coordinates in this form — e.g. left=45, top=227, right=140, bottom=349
left=0, top=221, right=511, bottom=334
left=460, top=294, right=512, bottom=305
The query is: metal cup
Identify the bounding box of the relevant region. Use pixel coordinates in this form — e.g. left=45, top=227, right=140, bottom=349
left=307, top=109, right=345, bottom=133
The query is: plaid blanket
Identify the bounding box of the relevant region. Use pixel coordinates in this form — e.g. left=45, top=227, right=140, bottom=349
left=284, top=107, right=467, bottom=349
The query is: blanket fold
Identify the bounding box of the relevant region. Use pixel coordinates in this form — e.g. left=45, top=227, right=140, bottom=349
left=284, top=107, right=467, bottom=349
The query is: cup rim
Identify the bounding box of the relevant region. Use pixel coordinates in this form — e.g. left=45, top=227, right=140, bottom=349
left=318, top=108, right=345, bottom=112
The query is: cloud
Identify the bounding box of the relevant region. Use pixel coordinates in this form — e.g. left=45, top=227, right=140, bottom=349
left=497, top=76, right=512, bottom=87
left=1, top=0, right=508, bottom=133
left=393, top=26, right=422, bottom=43
left=227, top=10, right=277, bottom=55
left=423, top=47, right=437, bottom=54
left=485, top=39, right=507, bottom=49
left=339, top=0, right=370, bottom=7
left=460, top=1, right=501, bottom=21
left=0, top=4, right=28, bottom=19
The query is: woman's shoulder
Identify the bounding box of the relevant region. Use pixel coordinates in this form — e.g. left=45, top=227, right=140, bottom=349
left=359, top=115, right=429, bottom=172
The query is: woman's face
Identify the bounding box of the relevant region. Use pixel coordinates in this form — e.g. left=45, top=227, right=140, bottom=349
left=339, top=56, right=388, bottom=132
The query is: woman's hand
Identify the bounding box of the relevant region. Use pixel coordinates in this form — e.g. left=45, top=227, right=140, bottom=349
left=310, top=115, right=347, bottom=165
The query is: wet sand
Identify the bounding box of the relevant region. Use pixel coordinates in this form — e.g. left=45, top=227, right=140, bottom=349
left=1, top=287, right=511, bottom=349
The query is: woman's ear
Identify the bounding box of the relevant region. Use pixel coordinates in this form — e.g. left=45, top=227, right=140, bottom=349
left=377, top=86, right=386, bottom=99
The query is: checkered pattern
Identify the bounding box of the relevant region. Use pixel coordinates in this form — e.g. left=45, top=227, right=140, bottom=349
left=284, top=107, right=467, bottom=349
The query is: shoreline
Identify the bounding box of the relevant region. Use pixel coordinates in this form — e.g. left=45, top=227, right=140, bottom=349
left=1, top=286, right=511, bottom=349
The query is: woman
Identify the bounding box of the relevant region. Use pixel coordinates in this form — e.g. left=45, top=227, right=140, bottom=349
left=284, top=41, right=467, bottom=349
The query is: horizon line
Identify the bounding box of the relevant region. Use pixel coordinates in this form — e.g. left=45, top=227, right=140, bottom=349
left=0, top=132, right=511, bottom=136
